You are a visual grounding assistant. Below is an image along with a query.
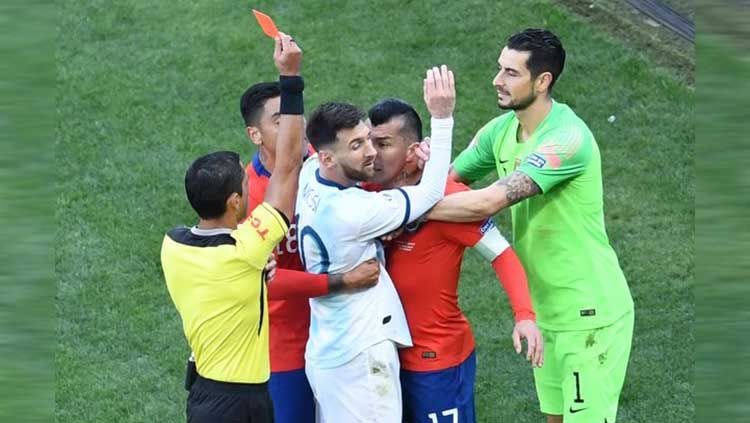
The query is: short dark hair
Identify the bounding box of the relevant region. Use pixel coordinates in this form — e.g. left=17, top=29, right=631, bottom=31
left=368, top=98, right=423, bottom=143
left=184, top=151, right=244, bottom=219
left=506, top=28, right=566, bottom=92
left=240, top=82, right=280, bottom=126
left=306, top=102, right=365, bottom=151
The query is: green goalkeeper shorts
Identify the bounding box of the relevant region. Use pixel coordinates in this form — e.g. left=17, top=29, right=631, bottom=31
left=533, top=309, right=634, bottom=423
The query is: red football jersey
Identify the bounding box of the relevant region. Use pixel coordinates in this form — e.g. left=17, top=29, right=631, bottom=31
left=245, top=152, right=308, bottom=372
left=385, top=179, right=492, bottom=371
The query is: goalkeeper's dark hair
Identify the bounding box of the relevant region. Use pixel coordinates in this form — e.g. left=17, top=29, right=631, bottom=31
left=306, top=102, right=366, bottom=151
left=368, top=98, right=423, bottom=143
left=184, top=151, right=244, bottom=219
left=240, top=82, right=281, bottom=126
left=507, top=28, right=566, bottom=92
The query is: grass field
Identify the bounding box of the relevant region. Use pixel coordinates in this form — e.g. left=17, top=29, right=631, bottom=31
left=0, top=1, right=55, bottom=422
left=695, top=32, right=750, bottom=422
left=56, top=0, right=694, bottom=421
left=558, top=0, right=694, bottom=85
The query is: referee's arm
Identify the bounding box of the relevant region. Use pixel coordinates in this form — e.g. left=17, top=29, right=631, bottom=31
left=234, top=33, right=304, bottom=269
left=264, top=33, right=304, bottom=222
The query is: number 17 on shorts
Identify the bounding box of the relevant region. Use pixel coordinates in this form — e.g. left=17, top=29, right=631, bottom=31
left=428, top=408, right=458, bottom=423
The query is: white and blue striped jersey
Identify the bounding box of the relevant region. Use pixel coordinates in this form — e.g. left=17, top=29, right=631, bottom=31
left=295, top=155, right=415, bottom=369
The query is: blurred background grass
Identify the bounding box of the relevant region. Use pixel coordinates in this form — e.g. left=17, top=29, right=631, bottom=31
left=695, top=2, right=750, bottom=422
left=0, top=1, right=55, bottom=422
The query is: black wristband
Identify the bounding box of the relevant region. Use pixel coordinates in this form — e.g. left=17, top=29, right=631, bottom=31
left=327, top=273, right=345, bottom=294
left=279, top=75, right=304, bottom=115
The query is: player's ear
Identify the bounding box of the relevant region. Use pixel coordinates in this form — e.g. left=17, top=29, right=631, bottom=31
left=318, top=150, right=335, bottom=168
left=405, top=142, right=419, bottom=164
left=247, top=126, right=262, bottom=146
left=535, top=72, right=553, bottom=95
left=226, top=192, right=241, bottom=212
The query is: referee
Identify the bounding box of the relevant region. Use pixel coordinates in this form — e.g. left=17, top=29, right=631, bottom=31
left=161, top=33, right=303, bottom=423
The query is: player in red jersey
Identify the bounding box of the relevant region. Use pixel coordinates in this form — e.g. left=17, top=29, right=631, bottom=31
left=366, top=98, right=543, bottom=423
left=239, top=81, right=379, bottom=423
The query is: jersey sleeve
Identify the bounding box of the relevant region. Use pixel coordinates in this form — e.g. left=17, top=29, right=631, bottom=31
left=491, top=249, right=535, bottom=322
left=352, top=189, right=412, bottom=241
left=517, top=126, right=592, bottom=193
left=268, top=269, right=328, bottom=300
left=233, top=202, right=289, bottom=270
left=452, top=118, right=500, bottom=183
left=437, top=220, right=485, bottom=247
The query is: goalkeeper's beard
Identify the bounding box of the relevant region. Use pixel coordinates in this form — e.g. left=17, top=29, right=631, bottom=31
left=498, top=89, right=537, bottom=111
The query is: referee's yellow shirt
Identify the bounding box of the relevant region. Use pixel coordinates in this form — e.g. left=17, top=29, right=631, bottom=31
left=161, top=202, right=288, bottom=383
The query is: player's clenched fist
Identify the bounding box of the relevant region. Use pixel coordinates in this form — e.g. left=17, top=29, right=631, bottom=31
left=273, top=32, right=302, bottom=76
left=423, top=65, right=455, bottom=119
left=342, top=259, right=380, bottom=291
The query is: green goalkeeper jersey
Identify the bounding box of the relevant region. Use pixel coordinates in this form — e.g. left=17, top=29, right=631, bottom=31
left=453, top=100, right=633, bottom=331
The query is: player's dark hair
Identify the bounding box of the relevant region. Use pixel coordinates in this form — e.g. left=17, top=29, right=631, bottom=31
left=306, top=102, right=366, bottom=151
left=184, top=151, right=245, bottom=219
left=240, top=82, right=281, bottom=126
left=506, top=28, right=566, bottom=92
left=368, top=98, right=423, bottom=143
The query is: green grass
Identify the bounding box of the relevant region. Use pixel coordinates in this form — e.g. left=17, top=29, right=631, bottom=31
left=695, top=33, right=750, bottom=422
left=57, top=0, right=693, bottom=421
left=0, top=1, right=55, bottom=421
left=556, top=0, right=694, bottom=86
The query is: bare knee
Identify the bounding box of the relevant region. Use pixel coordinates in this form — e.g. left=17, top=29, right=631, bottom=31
left=546, top=414, right=563, bottom=423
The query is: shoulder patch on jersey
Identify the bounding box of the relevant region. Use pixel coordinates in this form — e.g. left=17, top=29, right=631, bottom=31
left=526, top=153, right=547, bottom=168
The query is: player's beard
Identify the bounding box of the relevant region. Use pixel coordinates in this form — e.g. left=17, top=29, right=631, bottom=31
left=498, top=88, right=537, bottom=111
left=341, top=160, right=375, bottom=182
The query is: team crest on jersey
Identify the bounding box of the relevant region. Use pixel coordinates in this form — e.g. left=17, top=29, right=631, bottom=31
left=526, top=153, right=547, bottom=168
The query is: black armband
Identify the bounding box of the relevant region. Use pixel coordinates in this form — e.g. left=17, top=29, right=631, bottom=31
left=279, top=75, right=304, bottom=115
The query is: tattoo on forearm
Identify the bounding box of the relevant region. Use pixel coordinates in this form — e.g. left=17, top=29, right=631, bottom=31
left=495, top=172, right=541, bottom=206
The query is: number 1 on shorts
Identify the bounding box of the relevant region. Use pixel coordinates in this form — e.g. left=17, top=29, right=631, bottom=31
left=573, top=371, right=585, bottom=403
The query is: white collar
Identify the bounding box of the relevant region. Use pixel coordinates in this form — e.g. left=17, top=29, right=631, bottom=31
left=190, top=226, right=233, bottom=236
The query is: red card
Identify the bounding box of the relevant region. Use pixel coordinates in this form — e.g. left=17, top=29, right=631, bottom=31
left=252, top=9, right=280, bottom=38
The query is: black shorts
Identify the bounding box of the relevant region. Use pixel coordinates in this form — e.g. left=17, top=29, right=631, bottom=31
left=187, top=374, right=274, bottom=423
